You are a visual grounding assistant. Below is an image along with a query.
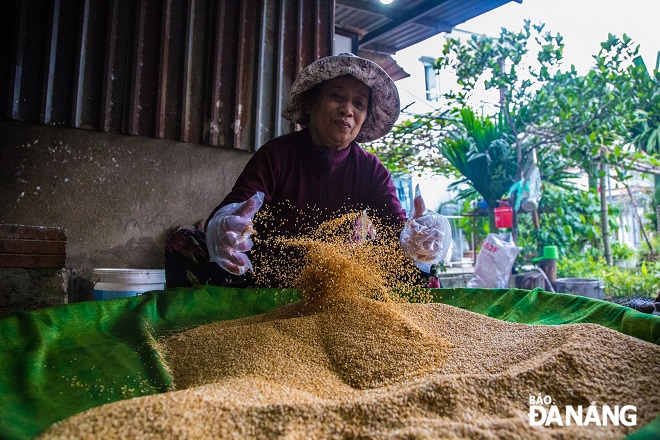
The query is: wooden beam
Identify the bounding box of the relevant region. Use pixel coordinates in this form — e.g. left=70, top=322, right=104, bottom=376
left=0, top=239, right=66, bottom=255
left=0, top=254, right=66, bottom=269
left=0, top=224, right=67, bottom=241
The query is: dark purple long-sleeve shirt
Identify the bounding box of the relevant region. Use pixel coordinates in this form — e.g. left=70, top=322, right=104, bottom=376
left=207, top=128, right=407, bottom=236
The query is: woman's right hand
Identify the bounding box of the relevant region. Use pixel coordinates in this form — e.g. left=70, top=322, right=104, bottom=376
left=206, top=192, right=264, bottom=275
left=399, top=186, right=452, bottom=268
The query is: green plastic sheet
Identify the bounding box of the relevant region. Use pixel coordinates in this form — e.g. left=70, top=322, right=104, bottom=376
left=0, top=286, right=658, bottom=440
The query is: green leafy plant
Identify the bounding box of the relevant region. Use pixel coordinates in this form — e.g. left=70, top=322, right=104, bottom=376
left=611, top=242, right=636, bottom=261
left=557, top=256, right=660, bottom=298
left=515, top=184, right=619, bottom=260
left=439, top=108, right=517, bottom=229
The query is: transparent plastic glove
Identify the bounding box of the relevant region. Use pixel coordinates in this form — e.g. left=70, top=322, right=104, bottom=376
left=206, top=192, right=264, bottom=275
left=400, top=185, right=452, bottom=272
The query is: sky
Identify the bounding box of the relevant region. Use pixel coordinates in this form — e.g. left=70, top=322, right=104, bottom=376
left=393, top=0, right=659, bottom=114
left=391, top=0, right=659, bottom=212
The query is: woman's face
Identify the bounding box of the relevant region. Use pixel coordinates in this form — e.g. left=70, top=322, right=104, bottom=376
left=308, top=75, right=370, bottom=150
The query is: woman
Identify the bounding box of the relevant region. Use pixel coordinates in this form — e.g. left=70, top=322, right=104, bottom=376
left=166, top=53, right=447, bottom=287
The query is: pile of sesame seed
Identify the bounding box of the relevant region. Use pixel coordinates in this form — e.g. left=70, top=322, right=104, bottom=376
left=39, top=211, right=660, bottom=439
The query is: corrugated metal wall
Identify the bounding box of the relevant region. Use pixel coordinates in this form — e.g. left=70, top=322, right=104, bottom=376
left=0, top=0, right=334, bottom=151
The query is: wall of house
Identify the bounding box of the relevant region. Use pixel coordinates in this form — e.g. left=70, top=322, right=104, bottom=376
left=1, top=0, right=334, bottom=300
left=0, top=119, right=250, bottom=292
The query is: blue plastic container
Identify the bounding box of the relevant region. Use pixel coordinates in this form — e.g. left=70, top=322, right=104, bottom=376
left=93, top=268, right=166, bottom=300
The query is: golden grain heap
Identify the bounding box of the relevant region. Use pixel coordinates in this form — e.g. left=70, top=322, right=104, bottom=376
left=40, top=210, right=660, bottom=439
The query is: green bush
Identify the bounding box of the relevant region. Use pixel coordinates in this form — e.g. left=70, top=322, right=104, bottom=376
left=515, top=184, right=621, bottom=263
left=611, top=242, right=636, bottom=261
left=637, top=235, right=660, bottom=262
left=557, top=257, right=660, bottom=298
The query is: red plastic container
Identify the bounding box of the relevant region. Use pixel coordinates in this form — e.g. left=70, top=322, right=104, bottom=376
left=494, top=206, right=513, bottom=228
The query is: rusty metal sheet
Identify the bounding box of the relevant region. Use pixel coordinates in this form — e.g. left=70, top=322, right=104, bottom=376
left=206, top=0, right=224, bottom=146
left=6, top=0, right=25, bottom=120
left=40, top=0, right=60, bottom=124
left=275, top=0, right=300, bottom=138
left=101, top=0, right=132, bottom=133
left=71, top=0, right=105, bottom=130
left=127, top=0, right=162, bottom=137
left=206, top=0, right=238, bottom=148
left=0, top=1, right=13, bottom=116
left=295, top=0, right=305, bottom=74
left=127, top=0, right=146, bottom=135
left=233, top=0, right=258, bottom=151
left=180, top=0, right=206, bottom=144
left=9, top=0, right=46, bottom=122
left=50, top=0, right=78, bottom=125
left=155, top=0, right=172, bottom=139
left=2, top=0, right=514, bottom=151
left=294, top=0, right=332, bottom=78
left=156, top=0, right=186, bottom=140
left=70, top=0, right=90, bottom=128
left=101, top=0, right=121, bottom=132
left=254, top=0, right=277, bottom=149
left=2, top=0, right=336, bottom=151
left=138, top=0, right=160, bottom=138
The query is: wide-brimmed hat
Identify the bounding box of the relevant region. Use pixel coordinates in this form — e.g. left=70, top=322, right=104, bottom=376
left=282, top=53, right=400, bottom=143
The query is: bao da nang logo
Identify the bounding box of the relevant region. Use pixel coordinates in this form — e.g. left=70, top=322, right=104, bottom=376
left=529, top=395, right=637, bottom=427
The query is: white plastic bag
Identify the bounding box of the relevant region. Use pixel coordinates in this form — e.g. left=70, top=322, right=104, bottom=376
left=400, top=185, right=453, bottom=272
left=467, top=233, right=521, bottom=288
left=520, top=165, right=542, bottom=212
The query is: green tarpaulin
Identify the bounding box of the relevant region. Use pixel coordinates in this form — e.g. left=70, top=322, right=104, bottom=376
left=0, top=287, right=658, bottom=439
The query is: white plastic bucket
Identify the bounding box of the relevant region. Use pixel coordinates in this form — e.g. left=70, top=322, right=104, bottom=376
left=93, top=268, right=166, bottom=300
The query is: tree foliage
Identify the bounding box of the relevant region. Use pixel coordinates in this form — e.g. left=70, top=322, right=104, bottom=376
left=438, top=107, right=516, bottom=229
left=366, top=21, right=660, bottom=261
left=365, top=111, right=455, bottom=177
left=515, top=184, right=620, bottom=259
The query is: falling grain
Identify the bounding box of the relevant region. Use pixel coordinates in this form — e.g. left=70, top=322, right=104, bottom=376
left=39, top=210, right=660, bottom=439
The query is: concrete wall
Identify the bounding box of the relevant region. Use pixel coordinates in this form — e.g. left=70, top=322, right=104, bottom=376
left=0, top=119, right=251, bottom=274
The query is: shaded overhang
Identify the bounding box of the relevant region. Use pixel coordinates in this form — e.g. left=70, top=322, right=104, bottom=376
left=336, top=0, right=521, bottom=78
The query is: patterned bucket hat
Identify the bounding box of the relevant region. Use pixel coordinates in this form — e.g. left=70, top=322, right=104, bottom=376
left=282, top=53, right=400, bottom=143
